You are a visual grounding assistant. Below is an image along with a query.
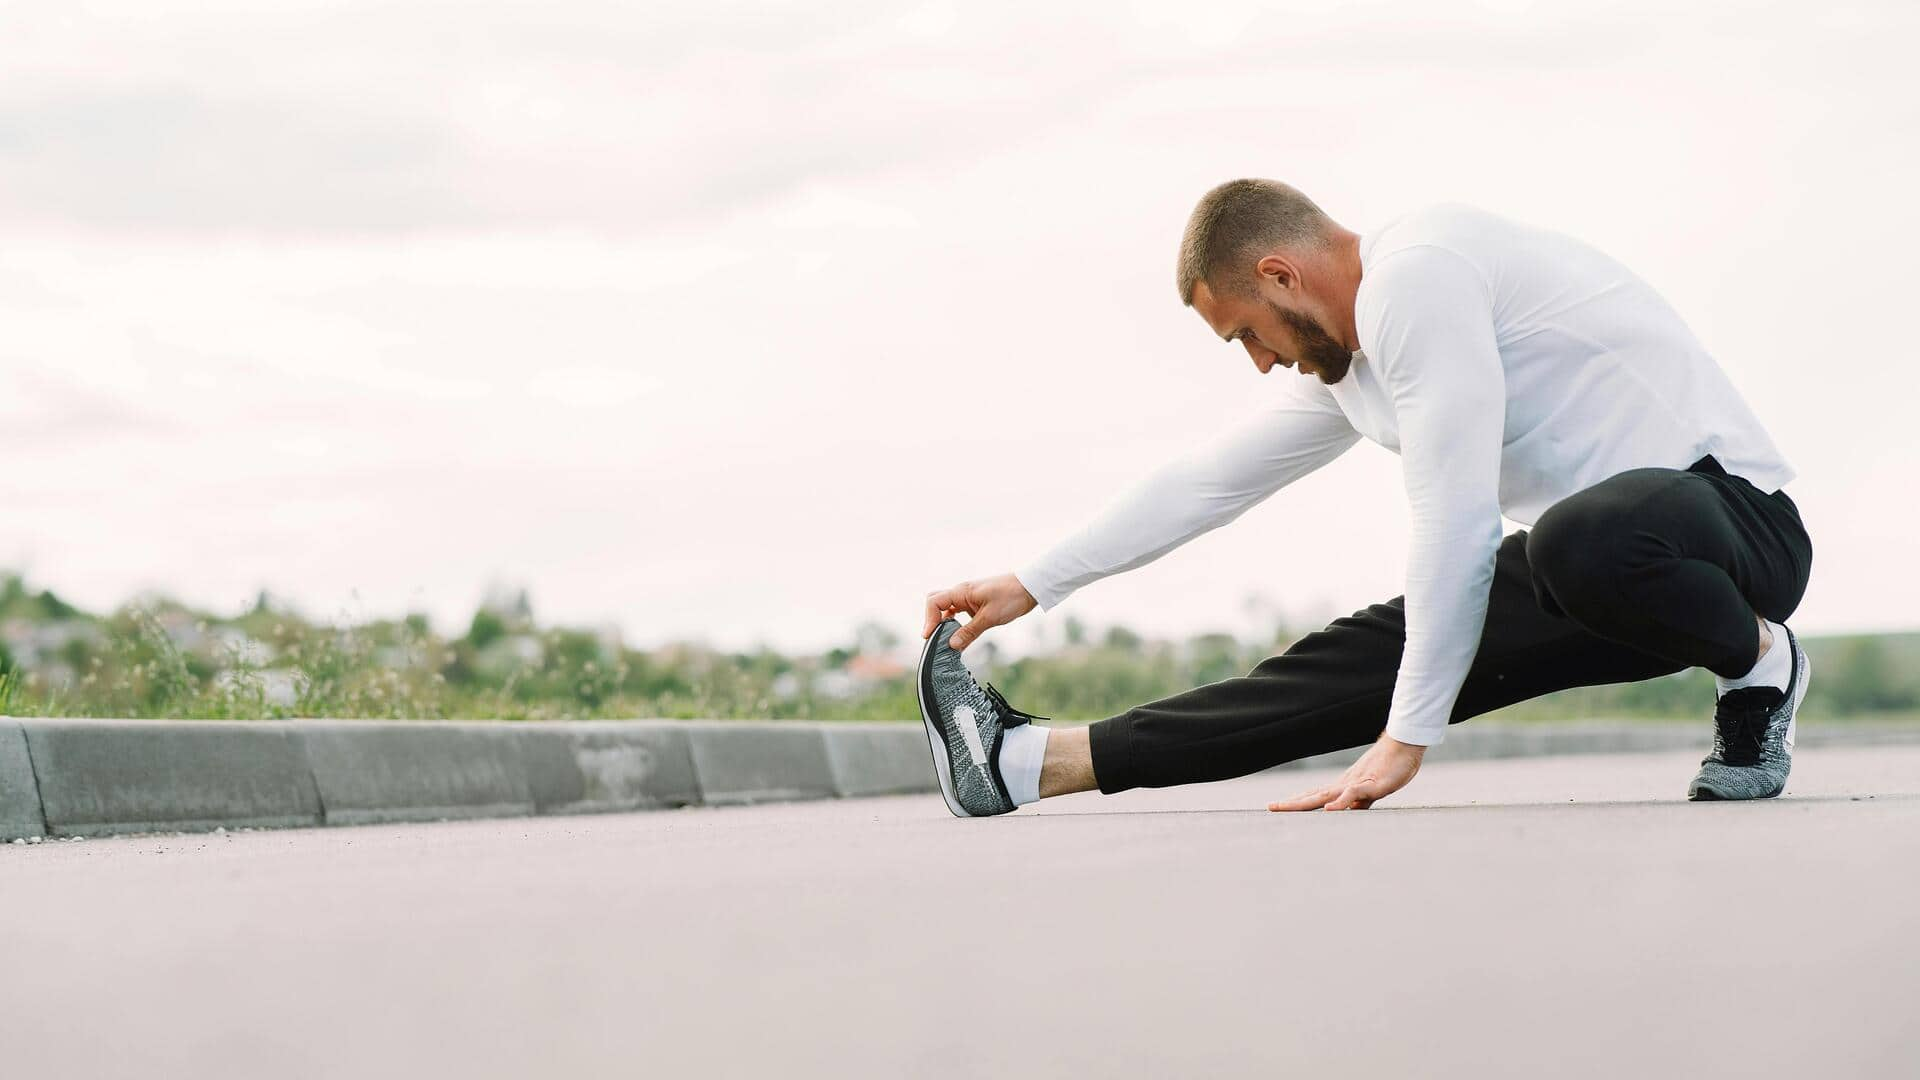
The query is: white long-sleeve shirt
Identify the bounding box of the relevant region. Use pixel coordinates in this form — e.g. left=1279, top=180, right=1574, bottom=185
left=1013, top=202, right=1795, bottom=746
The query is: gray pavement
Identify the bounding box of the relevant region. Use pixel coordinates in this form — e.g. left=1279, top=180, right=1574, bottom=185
left=4, top=745, right=1917, bottom=1078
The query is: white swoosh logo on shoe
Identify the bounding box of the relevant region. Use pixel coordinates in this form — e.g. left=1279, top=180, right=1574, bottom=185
left=953, top=705, right=989, bottom=769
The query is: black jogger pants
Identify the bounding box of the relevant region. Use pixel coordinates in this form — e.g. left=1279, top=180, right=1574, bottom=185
left=1086, top=454, right=1815, bottom=794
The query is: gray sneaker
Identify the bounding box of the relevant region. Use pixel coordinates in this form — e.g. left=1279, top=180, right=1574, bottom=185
left=1688, top=625, right=1810, bottom=801
left=916, top=617, right=1047, bottom=818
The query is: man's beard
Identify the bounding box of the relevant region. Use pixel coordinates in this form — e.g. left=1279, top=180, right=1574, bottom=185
left=1270, top=301, right=1353, bottom=384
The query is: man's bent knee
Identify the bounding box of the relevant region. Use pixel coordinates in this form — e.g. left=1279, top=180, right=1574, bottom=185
left=1520, top=472, right=1643, bottom=614
left=1525, top=470, right=1679, bottom=618
left=1526, top=503, right=1612, bottom=618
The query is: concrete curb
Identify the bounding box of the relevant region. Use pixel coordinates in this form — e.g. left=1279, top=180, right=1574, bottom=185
left=303, top=721, right=536, bottom=826
left=0, top=719, right=46, bottom=839
left=2, top=717, right=1918, bottom=841
left=23, top=719, right=321, bottom=837
left=823, top=724, right=935, bottom=798
left=517, top=722, right=700, bottom=815
left=685, top=722, right=837, bottom=805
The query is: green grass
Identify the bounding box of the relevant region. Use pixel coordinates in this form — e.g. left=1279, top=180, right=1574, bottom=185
left=1, top=572, right=1916, bottom=728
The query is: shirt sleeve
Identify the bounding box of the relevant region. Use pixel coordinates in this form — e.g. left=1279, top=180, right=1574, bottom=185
left=1013, top=380, right=1359, bottom=611
left=1358, top=245, right=1507, bottom=747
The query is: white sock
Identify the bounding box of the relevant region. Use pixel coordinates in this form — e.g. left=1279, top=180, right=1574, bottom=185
left=995, top=723, right=1051, bottom=806
left=1716, top=618, right=1792, bottom=696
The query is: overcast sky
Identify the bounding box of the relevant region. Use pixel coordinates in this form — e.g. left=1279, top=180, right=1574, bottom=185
left=3, top=0, right=1917, bottom=656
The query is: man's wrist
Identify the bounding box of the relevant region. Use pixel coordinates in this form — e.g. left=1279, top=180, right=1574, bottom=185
left=1379, top=732, right=1428, bottom=756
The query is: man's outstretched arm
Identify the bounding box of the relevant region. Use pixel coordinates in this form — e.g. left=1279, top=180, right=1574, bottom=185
left=926, top=379, right=1359, bottom=651
left=1012, top=381, right=1360, bottom=612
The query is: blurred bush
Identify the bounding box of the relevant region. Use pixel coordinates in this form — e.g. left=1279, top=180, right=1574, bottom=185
left=0, top=573, right=1912, bottom=725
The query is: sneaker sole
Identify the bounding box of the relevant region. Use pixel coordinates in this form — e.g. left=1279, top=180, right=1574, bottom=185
left=1687, top=781, right=1785, bottom=801
left=916, top=626, right=971, bottom=818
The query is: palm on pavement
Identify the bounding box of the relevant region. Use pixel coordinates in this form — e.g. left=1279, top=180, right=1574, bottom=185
left=1268, top=734, right=1426, bottom=811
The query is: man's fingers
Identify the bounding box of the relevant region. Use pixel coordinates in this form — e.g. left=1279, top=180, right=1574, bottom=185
left=1326, top=778, right=1380, bottom=811
left=1271, top=776, right=1383, bottom=812
left=949, top=614, right=991, bottom=651
left=1268, top=785, right=1339, bottom=812
left=923, top=586, right=973, bottom=638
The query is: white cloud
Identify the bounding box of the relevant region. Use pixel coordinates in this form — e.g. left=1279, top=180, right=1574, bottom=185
left=526, top=368, right=665, bottom=410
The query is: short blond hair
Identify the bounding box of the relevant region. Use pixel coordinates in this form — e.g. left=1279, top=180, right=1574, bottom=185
left=1176, top=179, right=1333, bottom=304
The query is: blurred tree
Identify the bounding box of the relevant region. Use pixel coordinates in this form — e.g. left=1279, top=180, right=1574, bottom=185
left=58, top=637, right=92, bottom=671
left=468, top=609, right=507, bottom=650
left=35, top=589, right=77, bottom=619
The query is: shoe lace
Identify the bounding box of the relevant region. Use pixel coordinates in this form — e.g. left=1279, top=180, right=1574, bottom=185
left=1712, top=687, right=1779, bottom=767
left=981, top=682, right=1050, bottom=727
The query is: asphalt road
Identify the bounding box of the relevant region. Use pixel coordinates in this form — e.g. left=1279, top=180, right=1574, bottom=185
left=4, top=745, right=1917, bottom=1078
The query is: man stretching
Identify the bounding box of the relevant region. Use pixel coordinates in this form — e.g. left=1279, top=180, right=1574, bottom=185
left=917, top=179, right=1813, bottom=817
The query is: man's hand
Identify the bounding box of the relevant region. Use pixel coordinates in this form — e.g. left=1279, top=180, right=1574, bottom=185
left=922, top=573, right=1038, bottom=652
left=1268, top=733, right=1426, bottom=811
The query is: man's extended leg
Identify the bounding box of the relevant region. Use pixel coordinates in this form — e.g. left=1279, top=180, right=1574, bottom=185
left=1038, top=726, right=1095, bottom=799
left=1065, top=528, right=1687, bottom=795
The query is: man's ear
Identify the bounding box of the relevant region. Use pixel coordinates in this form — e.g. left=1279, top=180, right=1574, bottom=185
left=1255, top=253, right=1298, bottom=291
